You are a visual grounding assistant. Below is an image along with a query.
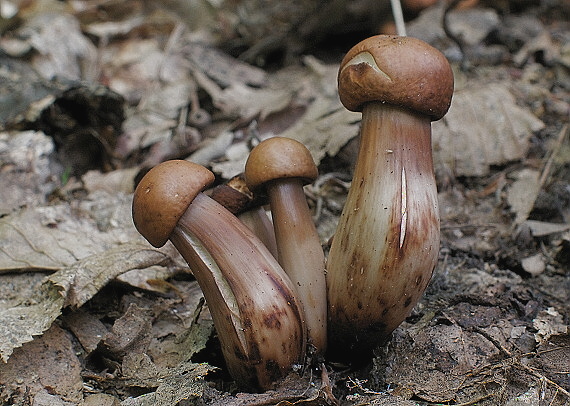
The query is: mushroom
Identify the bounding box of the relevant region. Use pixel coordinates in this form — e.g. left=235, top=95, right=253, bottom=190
left=245, top=137, right=327, bottom=356
left=209, top=173, right=278, bottom=258
left=132, top=160, right=306, bottom=390
left=326, top=35, right=454, bottom=361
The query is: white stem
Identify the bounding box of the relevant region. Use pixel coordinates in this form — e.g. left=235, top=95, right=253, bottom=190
left=390, top=0, right=407, bottom=36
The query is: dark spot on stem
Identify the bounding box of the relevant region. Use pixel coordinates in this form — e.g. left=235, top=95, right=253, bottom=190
left=264, top=313, right=282, bottom=329
left=264, top=359, right=282, bottom=382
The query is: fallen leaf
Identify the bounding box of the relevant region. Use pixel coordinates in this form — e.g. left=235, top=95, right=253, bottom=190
left=25, top=12, right=98, bottom=81
left=529, top=334, right=570, bottom=392
left=101, top=302, right=154, bottom=359
left=533, top=308, right=568, bottom=344
left=0, top=195, right=139, bottom=272
left=116, top=265, right=182, bottom=293
left=449, top=8, right=501, bottom=46
left=184, top=42, right=267, bottom=88
left=281, top=96, right=360, bottom=165
left=0, top=243, right=172, bottom=362
left=525, top=220, right=570, bottom=237
left=215, top=81, right=293, bottom=119
left=0, top=324, right=83, bottom=404
left=514, top=31, right=559, bottom=67
left=506, top=168, right=541, bottom=225
left=82, top=168, right=139, bottom=195
left=149, top=283, right=214, bottom=369
left=31, top=390, right=77, bottom=406
left=120, top=361, right=213, bottom=406
left=63, top=310, right=108, bottom=354
left=49, top=244, right=172, bottom=308
left=209, top=59, right=361, bottom=179
left=0, top=276, right=64, bottom=362
left=0, top=131, right=56, bottom=215
left=433, top=83, right=545, bottom=177
left=84, top=393, right=121, bottom=406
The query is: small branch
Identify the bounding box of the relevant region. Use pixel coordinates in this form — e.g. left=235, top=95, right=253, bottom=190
left=539, top=124, right=568, bottom=187
left=390, top=0, right=407, bottom=36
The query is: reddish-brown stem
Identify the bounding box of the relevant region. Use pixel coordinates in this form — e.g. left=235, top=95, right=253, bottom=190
left=326, top=103, right=440, bottom=361
left=237, top=207, right=279, bottom=258
left=170, top=192, right=306, bottom=390
left=266, top=179, right=327, bottom=354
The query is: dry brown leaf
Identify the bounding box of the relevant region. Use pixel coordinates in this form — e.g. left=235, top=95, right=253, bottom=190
left=102, top=36, right=192, bottom=102
left=64, top=310, right=109, bottom=354
left=281, top=96, right=360, bottom=165
left=0, top=276, right=64, bottom=362
left=82, top=168, right=140, bottom=195
left=208, top=59, right=361, bottom=178
left=0, top=324, right=84, bottom=404
left=84, top=393, right=121, bottom=406
left=120, top=362, right=213, bottom=406
left=524, top=220, right=570, bottom=237
left=49, top=243, right=172, bottom=308
left=25, top=12, right=98, bottom=81
left=433, top=83, right=545, bottom=177
left=507, top=168, right=541, bottom=225
left=274, top=58, right=361, bottom=164
left=215, top=82, right=293, bottom=119
left=0, top=131, right=57, bottom=215
left=0, top=187, right=189, bottom=363
left=0, top=195, right=138, bottom=272
left=116, top=265, right=182, bottom=292
left=184, top=42, right=267, bottom=88
left=0, top=243, right=171, bottom=362
left=533, top=308, right=568, bottom=344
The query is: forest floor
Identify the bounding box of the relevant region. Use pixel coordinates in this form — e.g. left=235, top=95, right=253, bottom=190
left=0, top=0, right=568, bottom=405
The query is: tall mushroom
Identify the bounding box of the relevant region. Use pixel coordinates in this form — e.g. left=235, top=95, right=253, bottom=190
left=245, top=137, right=327, bottom=356
left=132, top=160, right=306, bottom=390
left=326, top=35, right=454, bottom=361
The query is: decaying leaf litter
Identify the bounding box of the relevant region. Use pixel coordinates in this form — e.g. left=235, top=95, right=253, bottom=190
left=0, top=0, right=568, bottom=404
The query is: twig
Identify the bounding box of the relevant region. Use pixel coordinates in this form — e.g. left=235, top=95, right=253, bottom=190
left=539, top=124, right=568, bottom=188
left=320, top=364, right=340, bottom=406
left=390, top=0, right=407, bottom=36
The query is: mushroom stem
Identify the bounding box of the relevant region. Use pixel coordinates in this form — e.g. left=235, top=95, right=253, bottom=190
left=209, top=175, right=278, bottom=258
left=266, top=179, right=328, bottom=354
left=245, top=137, right=327, bottom=356
left=236, top=206, right=278, bottom=258
left=170, top=193, right=306, bottom=389
left=326, top=104, right=440, bottom=360
left=325, top=34, right=453, bottom=363
left=132, top=160, right=306, bottom=390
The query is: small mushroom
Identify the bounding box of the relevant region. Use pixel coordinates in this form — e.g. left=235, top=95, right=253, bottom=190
left=132, top=160, right=306, bottom=390
left=210, top=173, right=278, bottom=258
left=245, top=137, right=327, bottom=355
left=326, top=35, right=454, bottom=361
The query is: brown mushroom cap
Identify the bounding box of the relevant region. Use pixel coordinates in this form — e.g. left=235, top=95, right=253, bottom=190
left=338, top=35, right=454, bottom=120
left=244, top=137, right=318, bottom=191
left=132, top=160, right=215, bottom=247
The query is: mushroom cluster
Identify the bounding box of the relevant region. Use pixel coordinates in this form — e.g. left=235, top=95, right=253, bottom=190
left=132, top=35, right=454, bottom=391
